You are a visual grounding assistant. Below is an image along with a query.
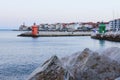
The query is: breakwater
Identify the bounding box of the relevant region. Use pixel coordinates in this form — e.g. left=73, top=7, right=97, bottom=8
left=18, top=31, right=91, bottom=37
left=91, top=32, right=120, bottom=42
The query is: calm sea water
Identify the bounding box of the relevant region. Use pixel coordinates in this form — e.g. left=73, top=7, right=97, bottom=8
left=0, top=31, right=120, bottom=80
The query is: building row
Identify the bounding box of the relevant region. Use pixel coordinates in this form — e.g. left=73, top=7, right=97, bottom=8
left=19, top=22, right=102, bottom=31
left=19, top=19, right=120, bottom=32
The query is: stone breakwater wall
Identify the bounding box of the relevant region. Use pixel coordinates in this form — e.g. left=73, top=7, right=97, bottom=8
left=91, top=32, right=120, bottom=42
left=18, top=31, right=91, bottom=37
left=27, top=47, right=120, bottom=80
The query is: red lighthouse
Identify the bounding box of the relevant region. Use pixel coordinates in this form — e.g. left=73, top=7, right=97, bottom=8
left=32, top=23, right=39, bottom=36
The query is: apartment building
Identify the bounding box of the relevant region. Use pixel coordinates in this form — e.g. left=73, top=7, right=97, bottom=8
left=109, top=19, right=120, bottom=31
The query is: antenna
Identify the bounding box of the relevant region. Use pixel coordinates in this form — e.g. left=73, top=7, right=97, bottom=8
left=112, top=10, right=115, bottom=20
left=117, top=11, right=119, bottom=18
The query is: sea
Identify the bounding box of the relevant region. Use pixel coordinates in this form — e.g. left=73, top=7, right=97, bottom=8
left=0, top=31, right=120, bottom=80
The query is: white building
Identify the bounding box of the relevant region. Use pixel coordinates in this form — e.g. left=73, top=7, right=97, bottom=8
left=105, top=23, right=110, bottom=30
left=66, top=23, right=80, bottom=31
left=109, top=19, right=120, bottom=31
left=55, top=24, right=61, bottom=30
left=74, top=23, right=80, bottom=30
left=19, top=25, right=28, bottom=31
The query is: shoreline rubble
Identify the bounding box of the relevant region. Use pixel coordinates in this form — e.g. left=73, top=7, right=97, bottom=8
left=91, top=32, right=120, bottom=42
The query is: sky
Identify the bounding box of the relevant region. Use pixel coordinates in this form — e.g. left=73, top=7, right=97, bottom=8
left=0, top=0, right=120, bottom=29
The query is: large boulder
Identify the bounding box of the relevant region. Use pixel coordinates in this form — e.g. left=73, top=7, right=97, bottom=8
left=103, top=47, right=120, bottom=62
left=64, top=48, right=120, bottom=80
left=75, top=48, right=120, bottom=80
left=28, top=55, right=74, bottom=80
left=28, top=48, right=120, bottom=80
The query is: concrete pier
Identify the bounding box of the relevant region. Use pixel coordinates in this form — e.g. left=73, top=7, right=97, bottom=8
left=18, top=31, right=92, bottom=37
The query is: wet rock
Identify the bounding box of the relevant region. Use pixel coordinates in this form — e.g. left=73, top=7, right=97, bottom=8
left=65, top=48, right=120, bottom=80
left=103, top=47, right=120, bottom=62
left=28, top=48, right=120, bottom=80
left=28, top=55, right=74, bottom=80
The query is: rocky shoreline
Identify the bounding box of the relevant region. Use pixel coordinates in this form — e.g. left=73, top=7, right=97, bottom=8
left=27, top=47, right=120, bottom=80
left=91, top=32, right=120, bottom=42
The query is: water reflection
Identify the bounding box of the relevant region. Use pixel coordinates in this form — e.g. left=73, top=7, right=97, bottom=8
left=99, top=40, right=105, bottom=47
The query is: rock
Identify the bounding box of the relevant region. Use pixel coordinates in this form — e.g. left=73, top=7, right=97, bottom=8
left=91, top=33, right=120, bottom=42
left=115, top=77, right=120, bottom=80
left=79, top=49, right=120, bottom=80
left=65, top=48, right=120, bottom=80
left=28, top=55, right=74, bottom=80
left=103, top=47, right=120, bottom=62
left=28, top=48, right=120, bottom=80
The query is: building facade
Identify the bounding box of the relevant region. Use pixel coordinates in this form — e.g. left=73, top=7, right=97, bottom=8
left=109, top=19, right=120, bottom=31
